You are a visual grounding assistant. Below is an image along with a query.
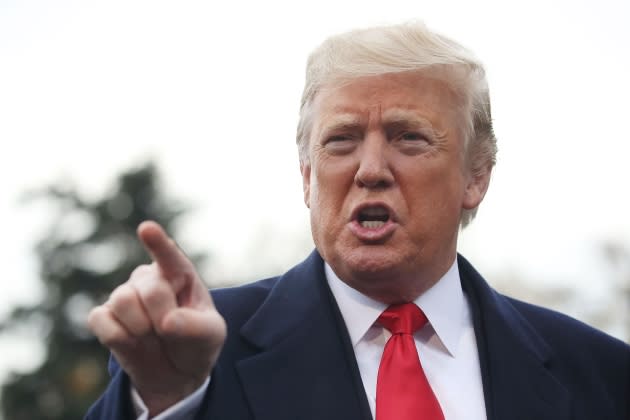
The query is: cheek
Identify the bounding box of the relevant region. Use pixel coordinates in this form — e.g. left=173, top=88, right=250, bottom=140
left=401, top=162, right=466, bottom=221
left=310, top=174, right=336, bottom=222
left=312, top=159, right=355, bottom=205
left=308, top=164, right=356, bottom=242
left=308, top=167, right=332, bottom=223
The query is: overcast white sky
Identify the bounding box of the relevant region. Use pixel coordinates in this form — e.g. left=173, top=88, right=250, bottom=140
left=1, top=0, right=629, bottom=379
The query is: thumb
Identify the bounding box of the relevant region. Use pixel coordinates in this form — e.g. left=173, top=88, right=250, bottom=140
left=161, top=307, right=227, bottom=346
left=160, top=307, right=227, bottom=375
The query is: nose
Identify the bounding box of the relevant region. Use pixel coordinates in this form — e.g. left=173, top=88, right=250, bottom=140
left=354, top=132, right=394, bottom=189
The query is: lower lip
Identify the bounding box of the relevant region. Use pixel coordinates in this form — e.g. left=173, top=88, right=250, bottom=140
left=348, top=220, right=397, bottom=242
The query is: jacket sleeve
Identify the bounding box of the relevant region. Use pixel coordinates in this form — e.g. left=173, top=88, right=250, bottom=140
left=84, top=355, right=137, bottom=420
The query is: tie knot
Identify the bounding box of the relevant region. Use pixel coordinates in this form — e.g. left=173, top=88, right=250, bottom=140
left=378, top=303, right=427, bottom=335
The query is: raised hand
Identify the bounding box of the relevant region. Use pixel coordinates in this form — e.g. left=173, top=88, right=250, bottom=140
left=87, top=221, right=226, bottom=416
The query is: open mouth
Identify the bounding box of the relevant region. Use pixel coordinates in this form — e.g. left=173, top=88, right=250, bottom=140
left=357, top=205, right=391, bottom=229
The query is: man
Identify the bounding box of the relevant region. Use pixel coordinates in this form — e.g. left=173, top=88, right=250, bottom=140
left=86, top=22, right=630, bottom=420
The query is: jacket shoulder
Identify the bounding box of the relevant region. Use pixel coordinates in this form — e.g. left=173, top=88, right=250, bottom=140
left=210, top=277, right=279, bottom=328
left=506, top=296, right=629, bottom=354
left=505, top=294, right=629, bottom=407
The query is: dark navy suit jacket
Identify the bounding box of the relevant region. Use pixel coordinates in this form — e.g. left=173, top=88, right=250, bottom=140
left=86, top=251, right=630, bottom=419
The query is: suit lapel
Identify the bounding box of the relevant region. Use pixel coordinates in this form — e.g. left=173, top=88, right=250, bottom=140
left=236, top=251, right=372, bottom=420
left=458, top=255, right=571, bottom=420
left=232, top=251, right=572, bottom=420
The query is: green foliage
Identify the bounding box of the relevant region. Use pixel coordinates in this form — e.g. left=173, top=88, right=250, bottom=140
left=0, top=163, right=205, bottom=420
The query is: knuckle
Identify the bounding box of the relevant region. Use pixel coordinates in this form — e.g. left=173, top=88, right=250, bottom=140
left=108, top=285, right=137, bottom=313
left=139, top=281, right=171, bottom=308
left=86, top=306, right=106, bottom=330
left=87, top=307, right=130, bottom=347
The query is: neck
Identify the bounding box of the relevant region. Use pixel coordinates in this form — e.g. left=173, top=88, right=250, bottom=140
left=332, top=256, right=457, bottom=305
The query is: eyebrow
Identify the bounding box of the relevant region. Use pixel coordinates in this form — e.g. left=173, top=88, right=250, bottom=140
left=381, top=108, right=434, bottom=127
left=317, top=113, right=364, bottom=135
left=317, top=108, right=448, bottom=138
left=382, top=108, right=448, bottom=138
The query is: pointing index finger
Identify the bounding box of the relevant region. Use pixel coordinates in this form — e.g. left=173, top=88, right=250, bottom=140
left=137, top=221, right=192, bottom=281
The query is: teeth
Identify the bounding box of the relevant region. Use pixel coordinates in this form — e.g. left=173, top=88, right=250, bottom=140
left=361, top=221, right=385, bottom=229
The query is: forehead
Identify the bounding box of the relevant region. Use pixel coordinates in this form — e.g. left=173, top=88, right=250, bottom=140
left=311, top=71, right=464, bottom=132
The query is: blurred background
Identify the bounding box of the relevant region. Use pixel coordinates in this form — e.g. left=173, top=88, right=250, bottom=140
left=1, top=0, right=628, bottom=418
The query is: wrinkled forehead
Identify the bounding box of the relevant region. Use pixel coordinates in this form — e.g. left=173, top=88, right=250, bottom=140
left=309, top=70, right=468, bottom=137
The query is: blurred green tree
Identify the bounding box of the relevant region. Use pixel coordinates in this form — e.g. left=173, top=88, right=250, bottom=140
left=0, top=163, right=205, bottom=420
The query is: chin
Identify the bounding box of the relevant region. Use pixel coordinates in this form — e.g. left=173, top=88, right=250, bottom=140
left=327, top=244, right=434, bottom=303
left=335, top=245, right=411, bottom=282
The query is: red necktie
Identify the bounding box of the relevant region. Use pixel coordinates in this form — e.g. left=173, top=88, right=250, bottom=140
left=376, top=303, right=445, bottom=420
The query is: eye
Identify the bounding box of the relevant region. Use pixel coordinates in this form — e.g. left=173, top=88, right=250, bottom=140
left=327, top=135, right=352, bottom=143
left=323, top=134, right=357, bottom=154
left=394, top=130, right=432, bottom=155
left=399, top=131, right=428, bottom=142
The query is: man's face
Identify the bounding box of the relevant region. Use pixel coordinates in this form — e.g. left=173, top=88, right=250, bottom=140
left=301, top=71, right=489, bottom=302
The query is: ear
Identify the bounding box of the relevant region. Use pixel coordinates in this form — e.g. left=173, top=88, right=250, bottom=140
left=462, top=165, right=492, bottom=210
left=300, top=160, right=311, bottom=208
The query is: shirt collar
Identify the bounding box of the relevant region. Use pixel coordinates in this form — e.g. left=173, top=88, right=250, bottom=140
left=325, top=259, right=468, bottom=357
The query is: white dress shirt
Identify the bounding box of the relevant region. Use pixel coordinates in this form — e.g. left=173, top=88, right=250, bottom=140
left=326, top=261, right=487, bottom=420
left=131, top=377, right=208, bottom=420
left=133, top=259, right=487, bottom=419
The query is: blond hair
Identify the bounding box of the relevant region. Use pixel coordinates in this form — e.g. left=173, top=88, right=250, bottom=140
left=296, top=22, right=497, bottom=227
